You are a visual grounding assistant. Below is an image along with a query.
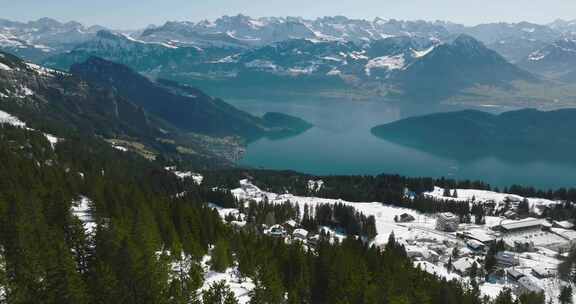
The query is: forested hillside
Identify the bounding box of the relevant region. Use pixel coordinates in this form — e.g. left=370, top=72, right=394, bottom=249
left=0, top=117, right=539, bottom=304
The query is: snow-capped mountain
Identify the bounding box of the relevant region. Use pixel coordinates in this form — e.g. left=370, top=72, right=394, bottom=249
left=0, top=18, right=104, bottom=60
left=231, top=39, right=362, bottom=77
left=363, top=36, right=438, bottom=78
left=1, top=16, right=568, bottom=66
left=42, top=30, right=238, bottom=73
left=460, top=22, right=561, bottom=62
left=520, top=36, right=576, bottom=79
left=138, top=15, right=454, bottom=49
left=548, top=19, right=576, bottom=34
left=139, top=15, right=318, bottom=48
left=396, top=35, right=537, bottom=98
left=306, top=16, right=453, bottom=43
left=197, top=36, right=440, bottom=81
left=43, top=30, right=536, bottom=99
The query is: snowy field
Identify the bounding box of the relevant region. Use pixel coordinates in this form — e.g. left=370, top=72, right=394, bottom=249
left=71, top=196, right=97, bottom=235
left=199, top=254, right=255, bottom=304
left=425, top=186, right=559, bottom=215
left=231, top=179, right=448, bottom=247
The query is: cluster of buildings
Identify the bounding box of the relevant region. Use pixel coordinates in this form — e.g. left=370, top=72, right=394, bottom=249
left=427, top=212, right=574, bottom=298
left=263, top=221, right=324, bottom=247
left=435, top=213, right=576, bottom=254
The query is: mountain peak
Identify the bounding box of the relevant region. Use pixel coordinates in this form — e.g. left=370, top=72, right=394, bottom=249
left=452, top=34, right=485, bottom=49
left=32, top=17, right=62, bottom=27
left=96, top=29, right=123, bottom=39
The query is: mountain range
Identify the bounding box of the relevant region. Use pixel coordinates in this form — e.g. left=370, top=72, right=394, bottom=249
left=4, top=15, right=574, bottom=61
left=4, top=16, right=576, bottom=106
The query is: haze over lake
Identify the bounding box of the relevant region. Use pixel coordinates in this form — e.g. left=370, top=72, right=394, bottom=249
left=226, top=96, right=576, bottom=190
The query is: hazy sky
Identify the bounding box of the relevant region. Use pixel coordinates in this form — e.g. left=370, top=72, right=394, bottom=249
left=2, top=0, right=575, bottom=29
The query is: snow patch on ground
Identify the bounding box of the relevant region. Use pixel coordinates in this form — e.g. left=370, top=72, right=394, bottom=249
left=365, top=54, right=405, bottom=75
left=200, top=255, right=255, bottom=304
left=208, top=203, right=246, bottom=227
left=44, top=133, right=60, bottom=148
left=0, top=62, right=12, bottom=71
left=528, top=51, right=547, bottom=61
left=415, top=260, right=461, bottom=281
left=25, top=63, right=57, bottom=77
left=413, top=45, right=436, bottom=58
left=245, top=59, right=278, bottom=71
left=71, top=196, right=96, bottom=235
left=112, top=145, right=128, bottom=152
left=424, top=186, right=559, bottom=215
left=0, top=110, right=26, bottom=127
left=165, top=167, right=204, bottom=185
left=0, top=110, right=60, bottom=148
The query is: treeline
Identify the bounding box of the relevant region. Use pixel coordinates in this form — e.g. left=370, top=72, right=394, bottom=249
left=202, top=169, right=576, bottom=225
left=234, top=198, right=377, bottom=239
left=301, top=203, right=377, bottom=239
left=204, top=168, right=576, bottom=204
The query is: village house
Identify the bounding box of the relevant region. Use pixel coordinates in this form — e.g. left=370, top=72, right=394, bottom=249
left=495, top=251, right=519, bottom=267
left=496, top=218, right=549, bottom=234
left=531, top=267, right=556, bottom=279
left=516, top=277, right=544, bottom=296
left=266, top=224, right=287, bottom=238
left=395, top=213, right=416, bottom=223
left=452, top=257, right=478, bottom=275
left=506, top=269, right=524, bottom=282
left=436, top=212, right=459, bottom=232
left=293, top=228, right=309, bottom=242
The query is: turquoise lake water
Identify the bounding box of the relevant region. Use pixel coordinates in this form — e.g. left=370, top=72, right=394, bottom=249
left=226, top=96, right=576, bottom=190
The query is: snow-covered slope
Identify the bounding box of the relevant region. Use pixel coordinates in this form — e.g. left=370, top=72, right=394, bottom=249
left=520, top=36, right=576, bottom=79
left=138, top=15, right=452, bottom=48
left=0, top=18, right=104, bottom=60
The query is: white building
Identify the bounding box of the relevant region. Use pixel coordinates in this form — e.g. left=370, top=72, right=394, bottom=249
left=495, top=251, right=519, bottom=267
left=293, top=228, right=309, bottom=242
left=436, top=213, right=459, bottom=232
left=452, top=257, right=477, bottom=275
left=266, top=224, right=286, bottom=238
left=516, top=277, right=544, bottom=295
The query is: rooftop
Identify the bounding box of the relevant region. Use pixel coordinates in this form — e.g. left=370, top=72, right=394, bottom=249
left=293, top=228, right=309, bottom=238
left=438, top=212, right=458, bottom=220
left=453, top=257, right=476, bottom=273
left=553, top=221, right=574, bottom=229
left=517, top=277, right=544, bottom=293
left=499, top=218, right=548, bottom=231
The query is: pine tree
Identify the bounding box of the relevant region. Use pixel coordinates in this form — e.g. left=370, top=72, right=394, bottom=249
left=250, top=264, right=284, bottom=304
left=518, top=198, right=530, bottom=216
left=202, top=280, right=239, bottom=304
left=211, top=239, right=232, bottom=273
left=559, top=286, right=573, bottom=304
left=494, top=288, right=515, bottom=304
